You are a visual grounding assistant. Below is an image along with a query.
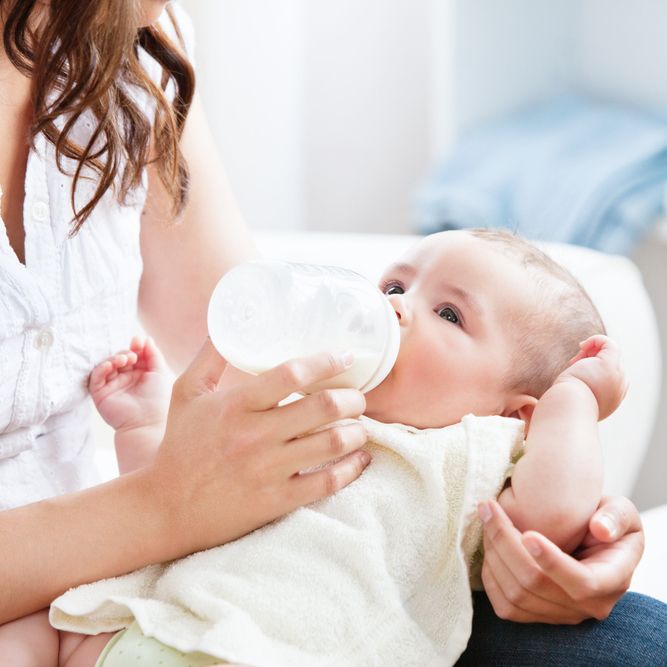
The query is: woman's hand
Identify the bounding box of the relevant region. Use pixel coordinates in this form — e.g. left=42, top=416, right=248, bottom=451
left=148, top=338, right=370, bottom=557
left=479, top=496, right=644, bottom=624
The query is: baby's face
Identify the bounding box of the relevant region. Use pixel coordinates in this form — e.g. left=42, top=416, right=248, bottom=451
left=364, top=231, right=537, bottom=428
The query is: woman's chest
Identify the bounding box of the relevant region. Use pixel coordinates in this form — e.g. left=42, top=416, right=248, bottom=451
left=0, top=134, right=146, bottom=439
left=0, top=94, right=32, bottom=265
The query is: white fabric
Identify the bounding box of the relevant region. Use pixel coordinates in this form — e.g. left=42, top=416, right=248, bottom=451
left=52, top=414, right=524, bottom=667
left=0, top=3, right=193, bottom=510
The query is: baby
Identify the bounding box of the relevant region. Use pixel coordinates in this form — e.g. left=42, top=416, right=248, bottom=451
left=1, top=229, right=626, bottom=666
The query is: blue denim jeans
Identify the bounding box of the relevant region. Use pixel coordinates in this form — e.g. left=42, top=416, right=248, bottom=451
left=456, top=591, right=667, bottom=666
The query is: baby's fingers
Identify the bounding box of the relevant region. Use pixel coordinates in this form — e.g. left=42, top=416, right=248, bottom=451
left=109, top=351, right=138, bottom=376
left=581, top=335, right=621, bottom=363
left=89, top=360, right=113, bottom=391
left=578, top=335, right=607, bottom=357
left=566, top=335, right=604, bottom=366
left=141, top=336, right=166, bottom=372
left=90, top=352, right=138, bottom=388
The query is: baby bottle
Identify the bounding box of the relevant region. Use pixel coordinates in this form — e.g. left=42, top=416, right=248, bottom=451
left=207, top=259, right=400, bottom=393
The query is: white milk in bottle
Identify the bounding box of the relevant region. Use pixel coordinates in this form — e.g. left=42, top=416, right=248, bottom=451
left=207, top=260, right=400, bottom=393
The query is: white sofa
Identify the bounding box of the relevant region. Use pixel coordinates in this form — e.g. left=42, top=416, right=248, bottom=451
left=94, top=229, right=667, bottom=604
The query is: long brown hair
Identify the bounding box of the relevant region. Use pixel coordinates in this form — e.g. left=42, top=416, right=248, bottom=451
left=2, top=0, right=195, bottom=233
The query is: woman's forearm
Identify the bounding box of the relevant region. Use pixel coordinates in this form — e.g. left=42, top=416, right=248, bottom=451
left=498, top=379, right=603, bottom=552
left=0, top=468, right=172, bottom=623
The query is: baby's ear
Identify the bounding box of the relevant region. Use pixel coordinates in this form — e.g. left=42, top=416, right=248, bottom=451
left=501, top=394, right=538, bottom=424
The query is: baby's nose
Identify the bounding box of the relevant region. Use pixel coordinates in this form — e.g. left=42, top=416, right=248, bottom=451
left=389, top=295, right=410, bottom=325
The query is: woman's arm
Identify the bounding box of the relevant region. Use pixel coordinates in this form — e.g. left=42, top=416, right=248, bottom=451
left=138, top=92, right=257, bottom=372
left=478, top=496, right=644, bottom=623
left=0, top=341, right=370, bottom=624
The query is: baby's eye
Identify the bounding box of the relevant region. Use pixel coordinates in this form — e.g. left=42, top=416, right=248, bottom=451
left=436, top=306, right=460, bottom=324
left=382, top=282, right=404, bottom=296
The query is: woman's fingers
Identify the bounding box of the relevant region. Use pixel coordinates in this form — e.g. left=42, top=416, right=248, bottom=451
left=292, top=449, right=371, bottom=505
left=521, top=529, right=638, bottom=608
left=480, top=501, right=568, bottom=603
left=280, top=420, right=368, bottom=473
left=481, top=495, right=642, bottom=624
left=520, top=531, right=597, bottom=595
left=174, top=337, right=228, bottom=397
left=520, top=532, right=622, bottom=620
left=243, top=352, right=356, bottom=411
left=271, top=389, right=366, bottom=441
left=586, top=495, right=643, bottom=545
left=481, top=566, right=584, bottom=625
left=481, top=499, right=632, bottom=622
left=519, top=496, right=644, bottom=608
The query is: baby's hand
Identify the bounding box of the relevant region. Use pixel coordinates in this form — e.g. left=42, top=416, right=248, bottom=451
left=89, top=336, right=170, bottom=432
left=556, top=335, right=627, bottom=420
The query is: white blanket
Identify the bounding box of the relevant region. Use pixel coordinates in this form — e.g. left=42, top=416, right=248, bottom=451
left=51, top=414, right=524, bottom=667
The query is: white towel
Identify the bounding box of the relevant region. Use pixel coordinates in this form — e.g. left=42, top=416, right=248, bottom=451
left=51, top=414, right=524, bottom=667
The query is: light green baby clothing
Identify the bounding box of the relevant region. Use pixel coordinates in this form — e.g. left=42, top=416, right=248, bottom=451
left=96, top=621, right=221, bottom=667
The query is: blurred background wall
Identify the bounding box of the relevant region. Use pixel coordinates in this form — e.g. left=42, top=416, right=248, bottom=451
left=179, top=0, right=431, bottom=233
left=178, top=0, right=666, bottom=510
left=179, top=0, right=667, bottom=233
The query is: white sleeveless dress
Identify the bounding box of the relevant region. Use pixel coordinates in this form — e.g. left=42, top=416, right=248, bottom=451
left=0, top=3, right=194, bottom=510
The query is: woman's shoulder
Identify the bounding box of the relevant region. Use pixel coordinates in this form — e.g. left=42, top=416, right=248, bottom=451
left=135, top=2, right=196, bottom=106
left=158, top=1, right=196, bottom=64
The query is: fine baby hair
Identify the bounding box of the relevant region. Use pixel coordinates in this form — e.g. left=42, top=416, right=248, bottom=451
left=469, top=228, right=606, bottom=398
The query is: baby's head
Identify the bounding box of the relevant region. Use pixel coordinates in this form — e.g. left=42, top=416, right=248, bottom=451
left=364, top=229, right=605, bottom=428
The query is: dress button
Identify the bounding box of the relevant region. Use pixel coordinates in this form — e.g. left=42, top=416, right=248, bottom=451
left=31, top=201, right=49, bottom=222
left=34, top=328, right=54, bottom=349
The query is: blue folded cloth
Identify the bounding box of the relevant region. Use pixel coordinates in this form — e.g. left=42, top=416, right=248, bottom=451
left=416, top=96, right=667, bottom=254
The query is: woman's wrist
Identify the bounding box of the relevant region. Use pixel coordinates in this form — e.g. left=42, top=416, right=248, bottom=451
left=131, top=462, right=195, bottom=563
left=138, top=444, right=224, bottom=562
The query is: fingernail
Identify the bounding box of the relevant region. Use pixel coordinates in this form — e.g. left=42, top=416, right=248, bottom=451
left=340, top=351, right=354, bottom=368
left=359, top=450, right=371, bottom=466
left=598, top=514, right=617, bottom=539
left=525, top=538, right=542, bottom=557
left=478, top=502, right=492, bottom=523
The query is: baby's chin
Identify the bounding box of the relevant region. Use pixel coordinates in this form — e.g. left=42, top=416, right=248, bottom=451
left=362, top=382, right=393, bottom=421
left=363, top=386, right=455, bottom=429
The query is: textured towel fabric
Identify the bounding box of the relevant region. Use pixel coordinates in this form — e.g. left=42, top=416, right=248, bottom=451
left=416, top=96, right=667, bottom=255
left=51, top=414, right=524, bottom=667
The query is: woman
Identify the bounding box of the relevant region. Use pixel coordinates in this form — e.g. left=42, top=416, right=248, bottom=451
left=0, top=1, right=661, bottom=664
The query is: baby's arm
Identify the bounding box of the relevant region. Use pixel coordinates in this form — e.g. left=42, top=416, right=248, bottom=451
left=90, top=337, right=171, bottom=475
left=498, top=335, right=626, bottom=553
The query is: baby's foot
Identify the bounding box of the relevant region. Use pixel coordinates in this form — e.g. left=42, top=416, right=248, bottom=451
left=89, top=336, right=169, bottom=431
